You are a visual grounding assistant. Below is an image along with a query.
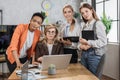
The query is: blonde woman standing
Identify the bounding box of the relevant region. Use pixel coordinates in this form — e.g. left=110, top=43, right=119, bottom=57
left=60, top=5, right=81, bottom=63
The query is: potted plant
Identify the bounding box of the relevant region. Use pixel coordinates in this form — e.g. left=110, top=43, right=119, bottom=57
left=73, top=11, right=80, bottom=19
left=41, top=11, right=47, bottom=19
left=101, top=12, right=112, bottom=34
left=48, top=64, right=56, bottom=75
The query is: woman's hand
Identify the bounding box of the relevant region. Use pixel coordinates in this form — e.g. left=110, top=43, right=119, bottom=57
left=61, top=38, right=72, bottom=45
left=65, top=39, right=72, bottom=45
left=12, top=50, right=23, bottom=68
left=80, top=38, right=88, bottom=45
left=37, top=57, right=43, bottom=63
left=16, top=62, right=23, bottom=69
left=32, top=61, right=40, bottom=65
left=80, top=44, right=91, bottom=50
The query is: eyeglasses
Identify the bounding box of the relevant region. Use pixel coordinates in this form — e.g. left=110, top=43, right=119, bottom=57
left=47, top=31, right=56, bottom=34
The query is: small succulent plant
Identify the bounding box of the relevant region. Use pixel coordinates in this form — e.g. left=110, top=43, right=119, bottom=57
left=41, top=11, right=47, bottom=19
left=73, top=11, right=80, bottom=18
left=48, top=64, right=56, bottom=69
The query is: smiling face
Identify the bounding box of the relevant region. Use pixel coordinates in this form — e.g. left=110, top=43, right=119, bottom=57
left=63, top=5, right=74, bottom=21
left=80, top=7, right=93, bottom=21
left=29, top=16, right=43, bottom=32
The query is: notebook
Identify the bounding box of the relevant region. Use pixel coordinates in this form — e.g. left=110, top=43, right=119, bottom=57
left=41, top=54, right=72, bottom=70
left=82, top=30, right=95, bottom=40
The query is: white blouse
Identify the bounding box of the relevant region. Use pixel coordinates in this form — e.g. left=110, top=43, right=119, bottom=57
left=60, top=19, right=81, bottom=49
left=81, top=19, right=107, bottom=48
left=47, top=43, right=53, bottom=55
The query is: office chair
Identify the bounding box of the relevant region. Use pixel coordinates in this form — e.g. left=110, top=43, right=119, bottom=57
left=95, top=54, right=106, bottom=80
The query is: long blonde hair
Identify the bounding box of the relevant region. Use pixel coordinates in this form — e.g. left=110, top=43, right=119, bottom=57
left=79, top=3, right=99, bottom=23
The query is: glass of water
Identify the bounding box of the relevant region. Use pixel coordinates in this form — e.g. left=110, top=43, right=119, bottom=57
left=38, top=63, right=42, bottom=73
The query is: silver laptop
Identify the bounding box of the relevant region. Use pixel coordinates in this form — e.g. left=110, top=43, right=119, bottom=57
left=41, top=54, right=72, bottom=70
left=21, top=60, right=30, bottom=73
left=21, top=60, right=30, bottom=79
left=16, top=60, right=30, bottom=75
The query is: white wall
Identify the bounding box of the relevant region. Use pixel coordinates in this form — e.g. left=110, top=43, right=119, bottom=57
left=0, top=0, right=80, bottom=25
left=103, top=43, right=119, bottom=80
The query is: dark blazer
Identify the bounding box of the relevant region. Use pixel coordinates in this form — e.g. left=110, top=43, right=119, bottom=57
left=35, top=40, right=64, bottom=61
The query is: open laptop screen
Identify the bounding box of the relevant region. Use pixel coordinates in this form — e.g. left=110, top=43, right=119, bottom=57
left=41, top=54, right=72, bottom=70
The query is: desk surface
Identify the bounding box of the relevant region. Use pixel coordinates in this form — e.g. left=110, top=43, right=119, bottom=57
left=8, top=63, right=99, bottom=80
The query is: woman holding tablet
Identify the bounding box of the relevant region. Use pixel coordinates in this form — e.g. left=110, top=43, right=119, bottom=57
left=60, top=5, right=81, bottom=63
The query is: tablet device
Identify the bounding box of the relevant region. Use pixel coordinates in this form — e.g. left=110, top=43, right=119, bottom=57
left=82, top=30, right=95, bottom=40
left=63, top=36, right=79, bottom=42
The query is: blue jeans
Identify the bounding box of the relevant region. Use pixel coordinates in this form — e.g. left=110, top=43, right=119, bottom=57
left=80, top=48, right=101, bottom=75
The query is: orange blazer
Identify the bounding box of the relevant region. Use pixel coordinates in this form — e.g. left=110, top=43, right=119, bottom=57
left=6, top=24, right=40, bottom=64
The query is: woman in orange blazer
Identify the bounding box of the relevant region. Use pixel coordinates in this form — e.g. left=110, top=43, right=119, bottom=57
left=6, top=12, right=45, bottom=73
